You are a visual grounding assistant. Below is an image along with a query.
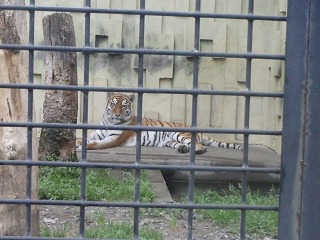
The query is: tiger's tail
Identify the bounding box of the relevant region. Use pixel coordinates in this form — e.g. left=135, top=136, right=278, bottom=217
left=200, top=134, right=242, bottom=151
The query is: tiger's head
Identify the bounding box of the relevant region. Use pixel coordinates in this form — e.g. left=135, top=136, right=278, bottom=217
left=104, top=93, right=135, bottom=125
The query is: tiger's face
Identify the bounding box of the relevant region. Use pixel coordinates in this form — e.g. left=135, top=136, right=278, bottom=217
left=105, top=93, right=134, bottom=124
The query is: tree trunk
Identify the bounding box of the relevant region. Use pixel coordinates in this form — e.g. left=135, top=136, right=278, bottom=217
left=38, top=13, right=78, bottom=161
left=0, top=0, right=39, bottom=236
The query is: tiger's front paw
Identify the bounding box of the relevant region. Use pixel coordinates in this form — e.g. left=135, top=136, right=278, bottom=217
left=76, top=139, right=83, bottom=149
left=76, top=140, right=95, bottom=150
left=178, top=145, right=189, bottom=153
left=195, top=146, right=207, bottom=155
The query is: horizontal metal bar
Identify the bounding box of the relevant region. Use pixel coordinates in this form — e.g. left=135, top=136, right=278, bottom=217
left=0, top=198, right=279, bottom=211
left=0, top=44, right=286, bottom=60
left=0, top=160, right=281, bottom=174
left=0, top=83, right=284, bottom=98
left=0, top=122, right=282, bottom=135
left=0, top=5, right=287, bottom=22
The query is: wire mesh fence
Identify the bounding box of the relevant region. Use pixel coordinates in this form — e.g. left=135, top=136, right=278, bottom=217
left=0, top=0, right=297, bottom=239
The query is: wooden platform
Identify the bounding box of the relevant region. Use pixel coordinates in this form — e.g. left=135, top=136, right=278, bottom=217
left=77, top=145, right=281, bottom=183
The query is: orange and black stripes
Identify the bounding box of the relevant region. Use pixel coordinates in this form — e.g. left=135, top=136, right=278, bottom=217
left=85, top=93, right=242, bottom=154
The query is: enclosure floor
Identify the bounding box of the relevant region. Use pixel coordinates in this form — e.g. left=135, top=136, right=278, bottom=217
left=76, top=145, right=280, bottom=183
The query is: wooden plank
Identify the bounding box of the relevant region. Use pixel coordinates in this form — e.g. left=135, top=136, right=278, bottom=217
left=78, top=145, right=279, bottom=166
left=77, top=145, right=281, bottom=183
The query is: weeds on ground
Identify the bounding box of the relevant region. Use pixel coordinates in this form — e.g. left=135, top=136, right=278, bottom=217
left=41, top=216, right=163, bottom=240
left=39, top=158, right=278, bottom=238
left=40, top=223, right=71, bottom=237
left=39, top=165, right=154, bottom=202
left=193, top=184, right=279, bottom=238
left=141, top=208, right=183, bottom=231
left=39, top=163, right=157, bottom=238
left=86, top=213, right=164, bottom=240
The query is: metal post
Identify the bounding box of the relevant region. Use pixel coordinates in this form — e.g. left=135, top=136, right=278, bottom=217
left=79, top=0, right=91, bottom=237
left=26, top=0, right=35, bottom=236
left=279, top=0, right=320, bottom=239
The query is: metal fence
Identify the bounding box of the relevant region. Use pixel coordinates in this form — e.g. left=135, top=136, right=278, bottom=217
left=0, top=0, right=319, bottom=239
left=278, top=0, right=320, bottom=239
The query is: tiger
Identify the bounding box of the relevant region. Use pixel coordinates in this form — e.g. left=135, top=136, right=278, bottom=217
left=78, top=93, right=242, bottom=154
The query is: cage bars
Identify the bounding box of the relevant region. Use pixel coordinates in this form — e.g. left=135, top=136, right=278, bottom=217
left=0, top=1, right=289, bottom=239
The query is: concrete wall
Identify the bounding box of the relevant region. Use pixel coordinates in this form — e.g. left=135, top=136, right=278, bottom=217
left=30, top=0, right=287, bottom=154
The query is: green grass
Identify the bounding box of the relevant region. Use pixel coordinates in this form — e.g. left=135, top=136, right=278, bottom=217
left=39, top=165, right=158, bottom=238
left=40, top=224, right=70, bottom=237
left=39, top=162, right=278, bottom=238
left=141, top=208, right=183, bottom=231
left=39, top=166, right=80, bottom=200
left=40, top=216, right=163, bottom=240
left=86, top=214, right=163, bottom=240
left=193, top=184, right=279, bottom=238
left=39, top=167, right=155, bottom=202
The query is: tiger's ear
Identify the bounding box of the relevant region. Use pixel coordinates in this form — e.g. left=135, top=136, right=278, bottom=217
left=128, top=94, right=135, bottom=102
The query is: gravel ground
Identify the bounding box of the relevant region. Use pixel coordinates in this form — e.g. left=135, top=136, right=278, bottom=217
left=40, top=205, right=276, bottom=240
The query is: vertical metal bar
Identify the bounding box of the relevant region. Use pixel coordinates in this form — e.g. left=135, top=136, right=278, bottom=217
left=133, top=0, right=145, bottom=239
left=81, top=2, right=91, bottom=157
left=26, top=0, right=35, bottom=236
left=278, top=0, right=307, bottom=239
left=279, top=0, right=320, bottom=239
left=187, top=0, right=201, bottom=239
left=300, top=1, right=320, bottom=238
left=79, top=0, right=91, bottom=237
left=240, top=0, right=254, bottom=239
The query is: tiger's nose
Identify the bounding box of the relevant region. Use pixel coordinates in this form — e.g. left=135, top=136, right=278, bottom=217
left=114, top=110, right=121, bottom=117
left=113, top=107, right=121, bottom=116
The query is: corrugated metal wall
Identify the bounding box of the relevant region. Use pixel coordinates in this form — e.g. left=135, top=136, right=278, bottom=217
left=32, top=0, right=286, bottom=153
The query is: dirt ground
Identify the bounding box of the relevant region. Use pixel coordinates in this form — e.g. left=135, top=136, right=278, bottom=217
left=40, top=205, right=276, bottom=240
